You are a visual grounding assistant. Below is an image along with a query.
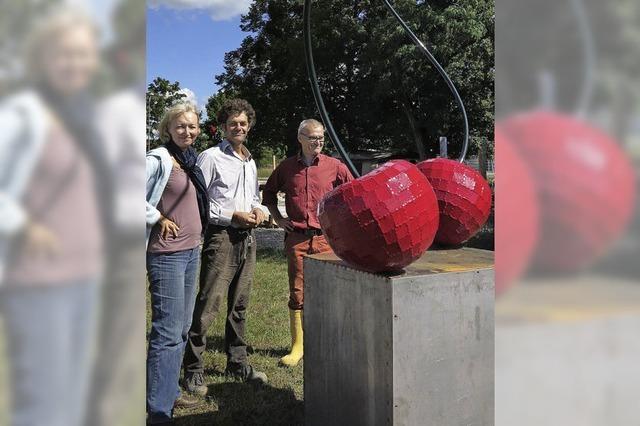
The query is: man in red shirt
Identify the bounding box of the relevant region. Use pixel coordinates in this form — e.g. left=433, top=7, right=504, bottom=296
left=262, top=119, right=353, bottom=367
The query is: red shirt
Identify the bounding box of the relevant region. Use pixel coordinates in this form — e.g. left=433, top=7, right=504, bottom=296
left=262, top=154, right=354, bottom=230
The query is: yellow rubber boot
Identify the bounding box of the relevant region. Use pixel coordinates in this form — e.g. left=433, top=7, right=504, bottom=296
left=279, top=309, right=303, bottom=367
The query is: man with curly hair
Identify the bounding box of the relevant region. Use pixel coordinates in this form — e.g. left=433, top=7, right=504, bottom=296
left=182, top=99, right=269, bottom=394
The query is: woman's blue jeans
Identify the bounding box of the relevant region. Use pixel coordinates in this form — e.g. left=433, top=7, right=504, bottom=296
left=146, top=247, right=199, bottom=424
left=0, top=278, right=99, bottom=426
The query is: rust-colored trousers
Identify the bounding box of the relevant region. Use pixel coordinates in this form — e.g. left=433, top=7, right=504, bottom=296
left=284, top=232, right=332, bottom=310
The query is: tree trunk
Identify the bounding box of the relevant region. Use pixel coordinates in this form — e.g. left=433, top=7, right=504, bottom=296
left=478, top=138, right=488, bottom=179
left=401, top=102, right=427, bottom=160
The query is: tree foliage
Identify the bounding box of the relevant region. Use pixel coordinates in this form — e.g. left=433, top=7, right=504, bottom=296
left=146, top=77, right=186, bottom=150
left=213, top=0, right=494, bottom=160
left=496, top=0, right=640, bottom=144
left=201, top=90, right=235, bottom=146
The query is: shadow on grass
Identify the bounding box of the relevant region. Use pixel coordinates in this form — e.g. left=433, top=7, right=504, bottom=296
left=252, top=347, right=289, bottom=358
left=204, top=335, right=258, bottom=356
left=175, top=382, right=303, bottom=426
left=204, top=335, right=226, bottom=352
left=465, top=228, right=494, bottom=251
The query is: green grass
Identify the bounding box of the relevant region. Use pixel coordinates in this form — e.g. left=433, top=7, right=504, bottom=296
left=257, top=167, right=275, bottom=180
left=147, top=248, right=302, bottom=426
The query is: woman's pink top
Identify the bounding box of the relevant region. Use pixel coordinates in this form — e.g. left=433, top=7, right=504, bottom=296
left=147, top=164, right=202, bottom=253
left=7, top=124, right=103, bottom=286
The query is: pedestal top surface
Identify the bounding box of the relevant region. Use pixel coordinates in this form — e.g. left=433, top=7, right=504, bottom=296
left=306, top=247, right=494, bottom=278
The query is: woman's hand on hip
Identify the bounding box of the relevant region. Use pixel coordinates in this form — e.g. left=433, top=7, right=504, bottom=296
left=158, top=216, right=180, bottom=239
left=24, top=221, right=59, bottom=257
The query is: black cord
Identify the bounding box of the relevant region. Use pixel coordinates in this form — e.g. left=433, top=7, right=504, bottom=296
left=303, top=0, right=360, bottom=177
left=303, top=0, right=470, bottom=171
left=569, top=0, right=594, bottom=116
left=381, top=0, right=469, bottom=162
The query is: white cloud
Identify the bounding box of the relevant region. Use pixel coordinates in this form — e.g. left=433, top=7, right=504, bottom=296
left=148, top=0, right=252, bottom=21
left=178, top=88, right=199, bottom=108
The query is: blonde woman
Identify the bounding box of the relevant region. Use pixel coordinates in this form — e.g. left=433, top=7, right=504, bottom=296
left=0, top=9, right=107, bottom=426
left=145, top=102, right=209, bottom=423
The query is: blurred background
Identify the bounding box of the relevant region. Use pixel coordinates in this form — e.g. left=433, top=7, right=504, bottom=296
left=0, top=1, right=145, bottom=425
left=496, top=0, right=640, bottom=424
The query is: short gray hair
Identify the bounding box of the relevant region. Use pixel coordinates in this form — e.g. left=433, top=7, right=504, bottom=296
left=157, top=102, right=200, bottom=143
left=298, top=119, right=324, bottom=135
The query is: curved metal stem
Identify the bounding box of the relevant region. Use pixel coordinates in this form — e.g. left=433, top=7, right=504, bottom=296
left=303, top=0, right=470, bottom=170
left=303, top=0, right=360, bottom=177
left=569, top=0, right=595, bottom=117
left=381, top=0, right=469, bottom=162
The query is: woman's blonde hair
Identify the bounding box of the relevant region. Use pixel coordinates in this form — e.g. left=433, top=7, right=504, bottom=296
left=25, top=8, right=99, bottom=83
left=157, top=102, right=200, bottom=143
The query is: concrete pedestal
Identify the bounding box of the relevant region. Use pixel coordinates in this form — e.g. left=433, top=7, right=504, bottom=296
left=496, top=278, right=640, bottom=426
left=304, top=248, right=494, bottom=426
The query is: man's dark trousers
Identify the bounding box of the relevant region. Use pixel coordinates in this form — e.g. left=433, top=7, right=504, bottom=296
left=183, top=225, right=256, bottom=373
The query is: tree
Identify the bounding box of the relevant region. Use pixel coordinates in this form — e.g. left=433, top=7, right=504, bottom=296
left=364, top=0, right=495, bottom=159
left=214, top=0, right=494, bottom=161
left=146, top=77, right=186, bottom=150
left=497, top=0, right=640, bottom=147
left=200, top=90, right=235, bottom=145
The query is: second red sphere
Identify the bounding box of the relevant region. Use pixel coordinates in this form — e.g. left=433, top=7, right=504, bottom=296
left=417, top=158, right=492, bottom=246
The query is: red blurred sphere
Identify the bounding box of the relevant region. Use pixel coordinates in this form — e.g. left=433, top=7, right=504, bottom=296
left=318, top=160, right=439, bottom=273
left=494, top=128, right=539, bottom=294
left=500, top=111, right=636, bottom=272
left=417, top=158, right=492, bottom=245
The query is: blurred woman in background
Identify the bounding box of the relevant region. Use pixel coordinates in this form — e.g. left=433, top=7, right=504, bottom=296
left=0, top=9, right=110, bottom=426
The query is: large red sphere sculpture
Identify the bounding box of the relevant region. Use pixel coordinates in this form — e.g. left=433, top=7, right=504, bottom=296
left=494, top=129, right=539, bottom=295
left=318, top=160, right=439, bottom=273
left=500, top=111, right=636, bottom=272
left=416, top=158, right=492, bottom=246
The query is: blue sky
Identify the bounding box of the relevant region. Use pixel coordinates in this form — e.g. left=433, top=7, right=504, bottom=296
left=146, top=6, right=248, bottom=108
